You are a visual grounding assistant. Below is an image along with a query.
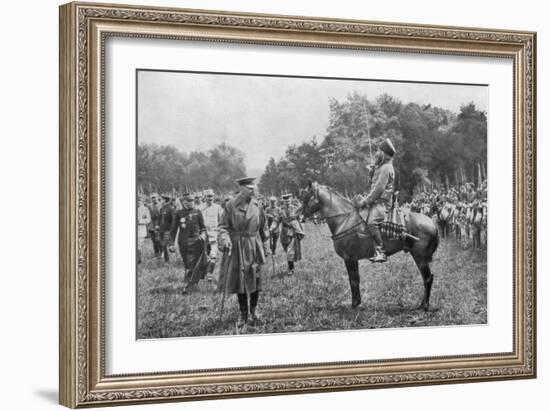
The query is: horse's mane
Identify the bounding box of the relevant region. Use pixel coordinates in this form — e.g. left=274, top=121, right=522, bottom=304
left=318, top=184, right=354, bottom=208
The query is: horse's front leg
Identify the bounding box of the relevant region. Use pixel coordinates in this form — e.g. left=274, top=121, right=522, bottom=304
left=344, top=259, right=361, bottom=308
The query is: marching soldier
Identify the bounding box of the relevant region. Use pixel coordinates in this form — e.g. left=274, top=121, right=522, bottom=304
left=170, top=192, right=207, bottom=293
left=264, top=196, right=281, bottom=255
left=137, top=195, right=151, bottom=264
left=356, top=138, right=396, bottom=263
left=148, top=193, right=162, bottom=257
left=217, top=177, right=269, bottom=327
left=275, top=193, right=304, bottom=275
left=201, top=189, right=223, bottom=282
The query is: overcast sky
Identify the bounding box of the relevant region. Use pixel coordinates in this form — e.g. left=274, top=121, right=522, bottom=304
left=137, top=70, right=487, bottom=174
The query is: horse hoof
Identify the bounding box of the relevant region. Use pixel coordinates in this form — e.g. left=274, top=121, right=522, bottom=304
left=417, top=304, right=429, bottom=312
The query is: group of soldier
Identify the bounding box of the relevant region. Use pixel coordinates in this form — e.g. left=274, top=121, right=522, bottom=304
left=137, top=180, right=305, bottom=326
left=406, top=181, right=488, bottom=249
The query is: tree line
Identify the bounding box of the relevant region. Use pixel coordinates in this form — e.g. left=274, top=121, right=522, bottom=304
left=137, top=142, right=246, bottom=194
left=260, top=93, right=487, bottom=201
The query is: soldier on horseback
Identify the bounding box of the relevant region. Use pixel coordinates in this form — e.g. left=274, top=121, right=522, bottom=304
left=356, top=138, right=396, bottom=263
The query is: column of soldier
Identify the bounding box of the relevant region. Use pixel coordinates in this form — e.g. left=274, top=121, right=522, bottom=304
left=406, top=180, right=488, bottom=249
left=136, top=178, right=305, bottom=327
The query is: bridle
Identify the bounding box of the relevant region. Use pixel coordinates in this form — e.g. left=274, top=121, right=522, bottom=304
left=309, top=184, right=364, bottom=240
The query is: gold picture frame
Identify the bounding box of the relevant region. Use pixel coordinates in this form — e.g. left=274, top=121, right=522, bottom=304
left=59, top=1, right=536, bottom=408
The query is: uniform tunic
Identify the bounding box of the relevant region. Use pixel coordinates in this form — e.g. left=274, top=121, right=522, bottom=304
left=137, top=205, right=151, bottom=248
left=278, top=205, right=304, bottom=262
left=265, top=204, right=282, bottom=253
left=170, top=207, right=206, bottom=270
left=217, top=194, right=268, bottom=294
left=364, top=158, right=395, bottom=225
left=158, top=204, right=175, bottom=246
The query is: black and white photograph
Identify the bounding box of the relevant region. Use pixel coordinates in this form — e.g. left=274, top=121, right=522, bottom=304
left=136, top=69, right=488, bottom=339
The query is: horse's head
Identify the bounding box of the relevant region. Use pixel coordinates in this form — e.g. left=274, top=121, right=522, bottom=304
left=300, top=181, right=321, bottom=218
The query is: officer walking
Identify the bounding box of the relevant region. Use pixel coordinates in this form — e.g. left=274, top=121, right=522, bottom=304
left=158, top=195, right=175, bottom=263
left=201, top=189, right=223, bottom=282
left=169, top=192, right=207, bottom=293
left=264, top=196, right=281, bottom=255
left=148, top=193, right=162, bottom=258
left=275, top=193, right=304, bottom=275
left=217, top=177, right=269, bottom=327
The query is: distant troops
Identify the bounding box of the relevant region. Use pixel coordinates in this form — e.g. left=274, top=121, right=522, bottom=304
left=275, top=193, right=304, bottom=275
left=217, top=177, right=269, bottom=326
left=148, top=193, right=162, bottom=258
left=264, top=196, right=281, bottom=255
left=200, top=189, right=223, bottom=282
left=158, top=195, right=175, bottom=263
left=137, top=195, right=151, bottom=264
left=170, top=192, right=207, bottom=293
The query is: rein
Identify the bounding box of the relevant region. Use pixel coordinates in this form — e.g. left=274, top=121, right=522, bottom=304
left=312, top=185, right=364, bottom=241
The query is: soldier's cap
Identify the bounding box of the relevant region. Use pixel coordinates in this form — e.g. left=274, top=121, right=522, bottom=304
left=204, top=188, right=214, bottom=197
left=269, top=196, right=277, bottom=201
left=194, top=193, right=201, bottom=199
left=179, top=192, right=192, bottom=200
left=282, top=193, right=292, bottom=200
left=379, top=138, right=396, bottom=157
left=161, top=195, right=171, bottom=201
left=236, top=177, right=256, bottom=189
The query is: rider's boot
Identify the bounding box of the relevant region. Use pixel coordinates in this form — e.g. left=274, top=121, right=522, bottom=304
left=368, top=224, right=387, bottom=263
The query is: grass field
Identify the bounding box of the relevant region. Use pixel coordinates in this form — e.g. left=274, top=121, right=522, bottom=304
left=137, top=222, right=487, bottom=339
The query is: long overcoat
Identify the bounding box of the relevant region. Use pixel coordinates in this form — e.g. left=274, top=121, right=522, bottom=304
left=217, top=195, right=268, bottom=294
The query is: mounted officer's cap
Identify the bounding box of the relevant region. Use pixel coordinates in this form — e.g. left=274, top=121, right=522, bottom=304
left=379, top=138, right=396, bottom=157
left=204, top=188, right=214, bottom=197
left=236, top=177, right=256, bottom=189
left=162, top=195, right=171, bottom=201
left=282, top=193, right=292, bottom=201
left=181, top=192, right=192, bottom=201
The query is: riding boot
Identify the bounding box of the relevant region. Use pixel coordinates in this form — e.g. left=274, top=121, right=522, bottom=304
left=249, top=291, right=260, bottom=323
left=368, top=224, right=387, bottom=263
left=287, top=261, right=295, bottom=276
left=237, top=293, right=248, bottom=327
left=206, top=261, right=215, bottom=282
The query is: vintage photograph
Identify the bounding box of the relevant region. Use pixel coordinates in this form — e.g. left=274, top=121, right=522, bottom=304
left=136, top=69, right=488, bottom=339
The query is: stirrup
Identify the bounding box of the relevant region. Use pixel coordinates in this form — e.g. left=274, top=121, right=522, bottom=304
left=369, top=248, right=387, bottom=263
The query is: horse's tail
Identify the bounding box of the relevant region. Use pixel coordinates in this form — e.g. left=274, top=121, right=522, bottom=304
left=427, top=227, right=439, bottom=263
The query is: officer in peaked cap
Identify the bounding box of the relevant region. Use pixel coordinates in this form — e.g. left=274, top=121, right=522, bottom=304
left=158, top=195, right=175, bottom=263
left=356, top=138, right=396, bottom=263
left=265, top=196, right=281, bottom=255
left=200, top=188, right=223, bottom=282
left=217, top=177, right=269, bottom=326
left=169, top=192, right=207, bottom=293
left=274, top=193, right=304, bottom=275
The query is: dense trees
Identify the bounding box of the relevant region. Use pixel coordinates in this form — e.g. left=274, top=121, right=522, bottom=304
left=137, top=142, right=246, bottom=194
left=260, top=94, right=487, bottom=201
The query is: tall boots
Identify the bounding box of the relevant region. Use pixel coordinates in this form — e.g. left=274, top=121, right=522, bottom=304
left=237, top=293, right=248, bottom=326
left=287, top=261, right=294, bottom=276
left=237, top=292, right=260, bottom=327
left=368, top=224, right=387, bottom=263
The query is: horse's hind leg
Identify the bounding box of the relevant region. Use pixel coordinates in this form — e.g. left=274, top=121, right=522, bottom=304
left=344, top=259, right=361, bottom=308
left=412, top=255, right=434, bottom=312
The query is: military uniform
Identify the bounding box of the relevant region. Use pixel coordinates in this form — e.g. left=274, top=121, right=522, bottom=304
left=217, top=177, right=269, bottom=326
left=360, top=139, right=396, bottom=262
left=276, top=198, right=304, bottom=274
left=148, top=201, right=162, bottom=257
left=201, top=196, right=223, bottom=280
left=265, top=199, right=281, bottom=254
left=170, top=204, right=206, bottom=288
left=158, top=199, right=175, bottom=262
left=137, top=202, right=151, bottom=263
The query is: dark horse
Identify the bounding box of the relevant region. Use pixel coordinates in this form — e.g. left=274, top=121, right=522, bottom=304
left=301, top=182, right=439, bottom=311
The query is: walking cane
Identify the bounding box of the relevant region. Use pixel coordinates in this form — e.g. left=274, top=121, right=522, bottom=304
left=218, top=248, right=231, bottom=323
